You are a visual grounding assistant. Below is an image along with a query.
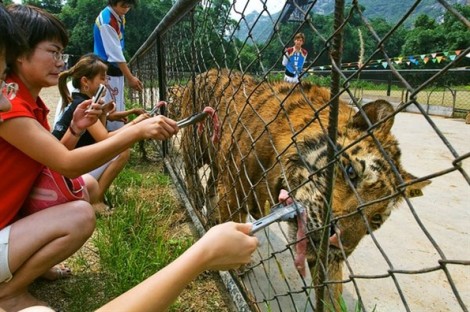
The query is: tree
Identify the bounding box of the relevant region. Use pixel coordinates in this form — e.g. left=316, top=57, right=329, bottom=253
left=124, top=0, right=173, bottom=58
left=367, top=18, right=407, bottom=58
left=439, top=4, right=470, bottom=53
left=401, top=4, right=470, bottom=65
left=413, top=14, right=436, bottom=29
left=23, top=0, right=63, bottom=14
left=191, top=0, right=237, bottom=70
left=401, top=29, right=446, bottom=56
left=59, top=0, right=102, bottom=60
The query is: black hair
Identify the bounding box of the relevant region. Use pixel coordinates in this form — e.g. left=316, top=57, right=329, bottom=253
left=7, top=4, right=68, bottom=56
left=0, top=4, right=27, bottom=64
left=107, top=0, right=138, bottom=7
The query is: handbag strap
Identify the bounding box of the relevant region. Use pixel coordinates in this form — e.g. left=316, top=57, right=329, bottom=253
left=48, top=168, right=84, bottom=197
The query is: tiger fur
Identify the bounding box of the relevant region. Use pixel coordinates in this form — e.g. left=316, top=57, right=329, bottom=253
left=179, top=69, right=430, bottom=308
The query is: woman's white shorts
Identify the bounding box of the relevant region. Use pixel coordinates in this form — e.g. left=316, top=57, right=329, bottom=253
left=0, top=225, right=12, bottom=283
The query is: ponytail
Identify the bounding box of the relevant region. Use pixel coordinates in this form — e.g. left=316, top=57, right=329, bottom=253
left=58, top=69, right=73, bottom=111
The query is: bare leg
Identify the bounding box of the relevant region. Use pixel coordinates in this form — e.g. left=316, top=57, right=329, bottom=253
left=0, top=292, right=46, bottom=311
left=96, top=149, right=130, bottom=203
left=82, top=174, right=100, bottom=204
left=0, top=200, right=95, bottom=311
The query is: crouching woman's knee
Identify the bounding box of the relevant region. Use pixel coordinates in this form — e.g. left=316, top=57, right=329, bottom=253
left=67, top=200, right=96, bottom=241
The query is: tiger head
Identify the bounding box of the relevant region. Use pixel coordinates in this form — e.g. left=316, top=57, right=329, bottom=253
left=285, top=100, right=431, bottom=258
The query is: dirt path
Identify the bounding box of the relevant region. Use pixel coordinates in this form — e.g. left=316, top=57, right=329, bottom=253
left=40, top=86, right=61, bottom=126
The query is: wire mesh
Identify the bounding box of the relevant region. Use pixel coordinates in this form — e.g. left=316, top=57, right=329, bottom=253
left=129, top=0, right=470, bottom=311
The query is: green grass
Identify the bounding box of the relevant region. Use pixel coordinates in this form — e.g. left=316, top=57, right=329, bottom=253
left=29, top=148, right=231, bottom=311
left=324, top=296, right=377, bottom=312
left=91, top=155, right=194, bottom=306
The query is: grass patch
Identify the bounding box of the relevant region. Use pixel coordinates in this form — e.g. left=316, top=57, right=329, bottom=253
left=93, top=196, right=193, bottom=300
left=30, top=147, right=231, bottom=312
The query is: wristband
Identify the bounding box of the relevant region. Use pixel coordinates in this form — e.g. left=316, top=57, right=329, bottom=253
left=70, top=123, right=85, bottom=137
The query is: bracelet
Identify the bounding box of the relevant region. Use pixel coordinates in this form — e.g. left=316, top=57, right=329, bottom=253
left=69, top=123, right=85, bottom=137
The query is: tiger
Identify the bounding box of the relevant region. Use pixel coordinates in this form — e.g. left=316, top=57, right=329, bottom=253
left=179, top=68, right=430, bottom=308
left=166, top=84, right=185, bottom=120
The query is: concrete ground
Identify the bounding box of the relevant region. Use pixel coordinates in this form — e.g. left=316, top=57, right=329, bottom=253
left=244, top=112, right=469, bottom=312
left=342, top=112, right=469, bottom=311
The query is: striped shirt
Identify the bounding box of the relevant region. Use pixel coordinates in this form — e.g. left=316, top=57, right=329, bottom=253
left=94, top=5, right=126, bottom=69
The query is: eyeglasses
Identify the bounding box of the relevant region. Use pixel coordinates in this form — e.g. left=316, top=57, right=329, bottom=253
left=36, top=47, right=69, bottom=63
left=1, top=81, right=19, bottom=100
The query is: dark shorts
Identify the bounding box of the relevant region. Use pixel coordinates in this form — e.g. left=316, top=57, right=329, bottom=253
left=285, top=69, right=295, bottom=78
left=106, top=64, right=123, bottom=77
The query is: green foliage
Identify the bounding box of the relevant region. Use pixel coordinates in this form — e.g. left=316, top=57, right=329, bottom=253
left=59, top=0, right=105, bottom=57
left=16, top=0, right=468, bottom=75
left=401, top=4, right=470, bottom=58
left=307, top=7, right=408, bottom=64
left=192, top=0, right=237, bottom=70
left=443, top=4, right=470, bottom=31
left=414, top=14, right=436, bottom=29
left=304, top=73, right=332, bottom=87
left=237, top=41, right=263, bottom=72
left=124, top=0, right=173, bottom=57
left=23, top=0, right=63, bottom=14
left=402, top=28, right=446, bottom=55
left=366, top=18, right=407, bottom=58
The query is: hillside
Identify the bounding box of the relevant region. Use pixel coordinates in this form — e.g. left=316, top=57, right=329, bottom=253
left=288, top=0, right=467, bottom=22
left=233, top=0, right=467, bottom=43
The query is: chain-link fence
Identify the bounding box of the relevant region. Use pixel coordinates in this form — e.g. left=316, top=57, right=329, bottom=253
left=129, top=0, right=469, bottom=311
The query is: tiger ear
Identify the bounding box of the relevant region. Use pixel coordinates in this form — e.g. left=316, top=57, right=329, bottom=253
left=350, top=100, right=395, bottom=134
left=401, top=171, right=432, bottom=198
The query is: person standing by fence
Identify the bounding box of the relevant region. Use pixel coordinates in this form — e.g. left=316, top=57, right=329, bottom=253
left=282, top=32, right=308, bottom=83
left=93, top=0, right=143, bottom=131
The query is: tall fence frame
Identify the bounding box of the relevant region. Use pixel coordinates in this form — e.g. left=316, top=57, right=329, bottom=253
left=129, top=0, right=470, bottom=311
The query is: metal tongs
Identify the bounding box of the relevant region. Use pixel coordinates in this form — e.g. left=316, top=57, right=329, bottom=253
left=148, top=106, right=210, bottom=128
left=250, top=202, right=305, bottom=234
left=176, top=111, right=209, bottom=128
left=148, top=105, right=160, bottom=116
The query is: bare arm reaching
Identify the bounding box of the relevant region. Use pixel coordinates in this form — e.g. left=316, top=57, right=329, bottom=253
left=97, top=222, right=258, bottom=312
